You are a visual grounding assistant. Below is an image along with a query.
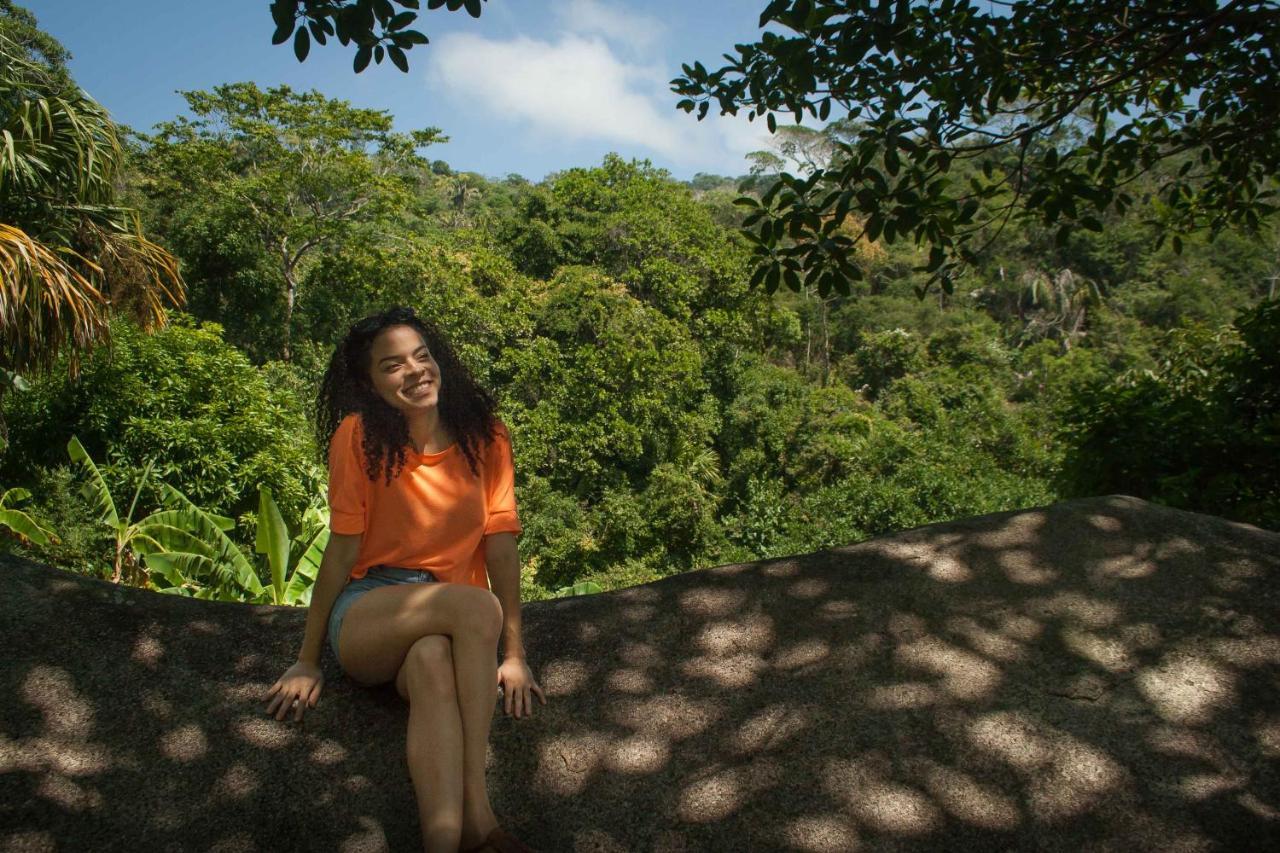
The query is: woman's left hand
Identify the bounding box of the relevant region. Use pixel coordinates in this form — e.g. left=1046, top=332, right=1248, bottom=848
left=497, top=657, right=546, bottom=719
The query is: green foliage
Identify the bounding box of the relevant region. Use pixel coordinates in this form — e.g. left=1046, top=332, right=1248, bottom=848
left=499, top=156, right=766, bottom=343
left=0, top=1, right=72, bottom=87
left=1, top=465, right=107, bottom=576
left=840, top=328, right=926, bottom=399
left=552, top=581, right=602, bottom=598
left=66, top=434, right=159, bottom=584
left=135, top=82, right=442, bottom=359
left=673, top=1, right=1280, bottom=297
left=255, top=486, right=328, bottom=606
left=1062, top=299, right=1280, bottom=528
left=498, top=266, right=716, bottom=496
left=138, top=483, right=265, bottom=600
left=50, top=445, right=321, bottom=602
left=2, top=316, right=320, bottom=526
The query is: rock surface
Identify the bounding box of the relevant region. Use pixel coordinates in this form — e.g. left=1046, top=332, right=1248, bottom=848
left=2, top=495, right=1279, bottom=852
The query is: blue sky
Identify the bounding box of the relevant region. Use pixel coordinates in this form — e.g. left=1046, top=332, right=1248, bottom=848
left=23, top=0, right=777, bottom=181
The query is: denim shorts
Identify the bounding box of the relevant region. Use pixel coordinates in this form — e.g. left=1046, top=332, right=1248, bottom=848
left=328, top=566, right=439, bottom=663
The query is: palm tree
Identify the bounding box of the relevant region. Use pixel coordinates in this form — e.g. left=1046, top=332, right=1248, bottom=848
left=446, top=174, right=481, bottom=227
left=0, top=30, right=183, bottom=381
left=1018, top=267, right=1100, bottom=352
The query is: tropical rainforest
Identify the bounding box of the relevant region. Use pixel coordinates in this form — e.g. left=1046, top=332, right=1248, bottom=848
left=2, top=1, right=1277, bottom=605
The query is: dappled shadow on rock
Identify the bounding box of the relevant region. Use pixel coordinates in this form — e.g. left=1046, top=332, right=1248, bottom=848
left=3, top=496, right=1279, bottom=851
left=0, top=558, right=415, bottom=852
left=488, top=496, right=1280, bottom=851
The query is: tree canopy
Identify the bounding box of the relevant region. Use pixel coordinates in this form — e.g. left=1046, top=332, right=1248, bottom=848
left=672, top=0, right=1280, bottom=296
left=266, top=1, right=1280, bottom=301
left=137, top=82, right=443, bottom=359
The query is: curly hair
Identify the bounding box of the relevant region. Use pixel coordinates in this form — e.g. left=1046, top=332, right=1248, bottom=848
left=315, top=306, right=498, bottom=484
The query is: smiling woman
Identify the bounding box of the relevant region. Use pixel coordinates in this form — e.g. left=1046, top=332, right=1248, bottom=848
left=265, top=306, right=544, bottom=853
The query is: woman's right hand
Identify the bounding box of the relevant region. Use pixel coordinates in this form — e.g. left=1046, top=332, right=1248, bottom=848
left=266, top=660, right=324, bottom=723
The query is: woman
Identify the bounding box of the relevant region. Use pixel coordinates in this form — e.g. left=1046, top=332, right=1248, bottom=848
left=265, top=306, right=545, bottom=853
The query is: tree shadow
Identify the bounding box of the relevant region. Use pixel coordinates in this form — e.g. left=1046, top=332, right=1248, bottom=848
left=2, top=495, right=1278, bottom=852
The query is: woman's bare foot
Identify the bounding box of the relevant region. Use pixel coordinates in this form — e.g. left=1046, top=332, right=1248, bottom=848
left=458, top=809, right=499, bottom=850
left=460, top=826, right=536, bottom=853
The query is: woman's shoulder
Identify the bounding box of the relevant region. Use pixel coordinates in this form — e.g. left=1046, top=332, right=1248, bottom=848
left=480, top=419, right=514, bottom=463
left=487, top=419, right=516, bottom=452
left=333, top=411, right=365, bottom=443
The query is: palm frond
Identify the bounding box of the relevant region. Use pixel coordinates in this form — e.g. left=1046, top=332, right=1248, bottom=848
left=84, top=216, right=185, bottom=330
left=1, top=32, right=182, bottom=373
left=0, top=222, right=106, bottom=374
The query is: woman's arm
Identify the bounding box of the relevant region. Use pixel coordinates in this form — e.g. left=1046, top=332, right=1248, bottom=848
left=485, top=531, right=525, bottom=660
left=265, top=532, right=361, bottom=722
left=298, top=532, right=362, bottom=665
left=486, top=531, right=546, bottom=718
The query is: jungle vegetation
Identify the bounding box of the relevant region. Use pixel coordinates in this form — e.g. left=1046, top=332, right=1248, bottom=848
left=2, top=3, right=1277, bottom=601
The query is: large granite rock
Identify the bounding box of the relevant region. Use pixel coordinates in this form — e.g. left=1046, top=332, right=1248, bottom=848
left=2, top=495, right=1278, bottom=852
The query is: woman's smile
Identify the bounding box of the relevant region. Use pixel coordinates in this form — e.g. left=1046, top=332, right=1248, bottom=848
left=403, top=377, right=435, bottom=401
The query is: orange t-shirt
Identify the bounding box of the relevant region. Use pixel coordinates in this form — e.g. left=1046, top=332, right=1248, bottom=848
left=326, top=413, right=522, bottom=588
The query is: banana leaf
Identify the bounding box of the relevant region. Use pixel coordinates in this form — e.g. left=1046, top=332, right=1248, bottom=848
left=141, top=552, right=195, bottom=590
left=0, top=487, right=32, bottom=507
left=255, top=486, right=291, bottom=604
left=554, top=581, right=603, bottom=598
left=0, top=507, right=55, bottom=545
left=283, top=524, right=328, bottom=606
left=155, top=485, right=263, bottom=597
left=66, top=435, right=118, bottom=528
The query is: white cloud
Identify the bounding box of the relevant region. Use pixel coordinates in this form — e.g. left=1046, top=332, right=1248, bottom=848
left=425, top=32, right=769, bottom=173
left=554, top=0, right=665, bottom=50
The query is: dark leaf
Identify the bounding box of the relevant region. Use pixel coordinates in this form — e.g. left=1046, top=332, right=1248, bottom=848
left=765, top=264, right=782, bottom=293
left=354, top=43, right=373, bottom=72
left=293, top=26, right=311, bottom=62
left=388, top=11, right=416, bottom=30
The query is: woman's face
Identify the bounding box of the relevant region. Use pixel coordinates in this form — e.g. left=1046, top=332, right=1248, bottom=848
left=366, top=325, right=442, bottom=414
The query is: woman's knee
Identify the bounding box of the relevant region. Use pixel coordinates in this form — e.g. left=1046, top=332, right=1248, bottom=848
left=399, top=634, right=456, bottom=697
left=449, top=586, right=503, bottom=640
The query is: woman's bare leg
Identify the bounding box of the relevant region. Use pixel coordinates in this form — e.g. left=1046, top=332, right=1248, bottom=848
left=394, top=635, right=465, bottom=853
left=338, top=583, right=504, bottom=851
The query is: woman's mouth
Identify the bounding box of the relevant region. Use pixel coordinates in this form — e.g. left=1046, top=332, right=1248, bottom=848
left=404, top=380, right=433, bottom=400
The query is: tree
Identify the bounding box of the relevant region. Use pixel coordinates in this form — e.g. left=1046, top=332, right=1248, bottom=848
left=267, top=0, right=486, bottom=72
left=138, top=82, right=443, bottom=359
left=671, top=0, right=1280, bottom=298
left=0, top=23, right=182, bottom=381
left=1062, top=299, right=1280, bottom=529
left=2, top=316, right=321, bottom=526
left=0, top=0, right=73, bottom=89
